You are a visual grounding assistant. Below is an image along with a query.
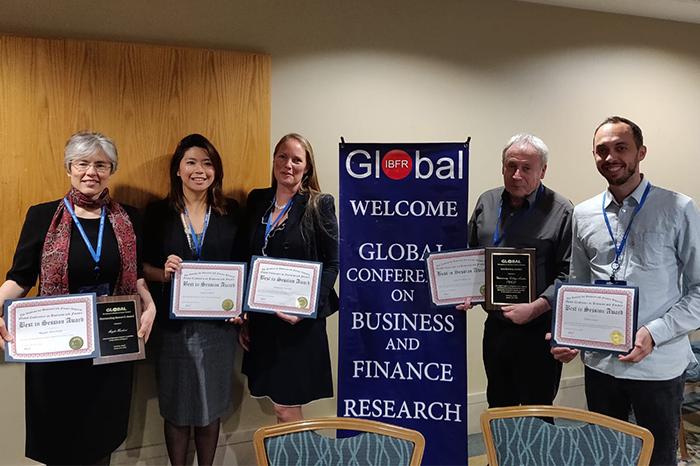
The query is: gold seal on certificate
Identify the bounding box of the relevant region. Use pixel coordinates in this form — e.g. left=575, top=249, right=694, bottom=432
left=244, top=256, right=322, bottom=318
left=551, top=283, right=639, bottom=353
left=221, top=299, right=234, bottom=311
left=484, top=247, right=536, bottom=311
left=425, top=248, right=486, bottom=306
left=610, top=330, right=623, bottom=345
left=171, top=261, right=246, bottom=319
left=69, top=336, right=85, bottom=349
left=93, top=295, right=146, bottom=365
left=4, top=294, right=99, bottom=363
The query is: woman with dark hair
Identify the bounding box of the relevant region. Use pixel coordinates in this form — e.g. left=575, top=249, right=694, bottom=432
left=143, top=134, right=240, bottom=466
left=0, top=131, right=156, bottom=465
left=239, top=133, right=339, bottom=423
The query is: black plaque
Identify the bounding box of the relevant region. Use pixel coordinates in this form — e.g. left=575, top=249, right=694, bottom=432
left=484, top=248, right=536, bottom=311
left=93, top=295, right=145, bottom=365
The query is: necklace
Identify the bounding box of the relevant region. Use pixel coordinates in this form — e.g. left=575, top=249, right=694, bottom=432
left=274, top=198, right=288, bottom=210
left=180, top=205, right=211, bottom=260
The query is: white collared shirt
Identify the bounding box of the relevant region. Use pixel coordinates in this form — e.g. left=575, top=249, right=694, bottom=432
left=571, top=177, right=700, bottom=380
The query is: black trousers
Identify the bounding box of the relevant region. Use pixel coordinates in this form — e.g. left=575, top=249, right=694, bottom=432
left=585, top=366, right=684, bottom=466
left=483, top=316, right=562, bottom=407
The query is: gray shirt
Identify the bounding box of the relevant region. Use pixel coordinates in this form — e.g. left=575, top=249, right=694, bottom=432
left=469, top=184, right=573, bottom=324
left=571, top=177, right=700, bottom=379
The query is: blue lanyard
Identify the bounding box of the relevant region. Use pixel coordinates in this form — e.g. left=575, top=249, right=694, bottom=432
left=602, top=182, right=652, bottom=279
left=63, top=198, right=106, bottom=274
left=265, top=200, right=293, bottom=242
left=183, top=206, right=211, bottom=259
left=492, top=184, right=543, bottom=246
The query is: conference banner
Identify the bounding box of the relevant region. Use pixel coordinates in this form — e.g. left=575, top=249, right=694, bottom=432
left=338, top=142, right=469, bottom=464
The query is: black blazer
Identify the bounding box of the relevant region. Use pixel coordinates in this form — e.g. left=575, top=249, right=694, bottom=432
left=239, top=187, right=339, bottom=318
left=6, top=199, right=143, bottom=289
left=142, top=197, right=241, bottom=324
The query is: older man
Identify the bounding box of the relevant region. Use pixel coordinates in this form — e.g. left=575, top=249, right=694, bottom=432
left=553, top=116, right=700, bottom=465
left=466, top=133, right=572, bottom=407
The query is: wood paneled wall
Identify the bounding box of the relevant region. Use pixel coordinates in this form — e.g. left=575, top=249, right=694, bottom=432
left=0, top=35, right=270, bottom=278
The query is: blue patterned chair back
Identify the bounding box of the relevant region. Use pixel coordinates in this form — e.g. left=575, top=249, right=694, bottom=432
left=490, top=417, right=642, bottom=466
left=481, top=406, right=654, bottom=466
left=253, top=417, right=425, bottom=466
left=265, top=430, right=415, bottom=466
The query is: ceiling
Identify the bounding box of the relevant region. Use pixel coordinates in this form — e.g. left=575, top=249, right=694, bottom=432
left=519, top=0, right=700, bottom=25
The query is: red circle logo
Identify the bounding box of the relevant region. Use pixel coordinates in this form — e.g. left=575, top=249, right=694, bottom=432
left=381, top=150, right=412, bottom=180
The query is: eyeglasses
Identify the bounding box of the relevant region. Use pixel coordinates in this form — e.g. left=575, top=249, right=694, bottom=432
left=72, top=161, right=112, bottom=174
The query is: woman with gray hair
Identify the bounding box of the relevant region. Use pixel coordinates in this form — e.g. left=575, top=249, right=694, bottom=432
left=0, top=131, right=156, bottom=465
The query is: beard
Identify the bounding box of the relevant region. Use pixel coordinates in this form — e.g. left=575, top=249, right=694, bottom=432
left=600, top=160, right=638, bottom=186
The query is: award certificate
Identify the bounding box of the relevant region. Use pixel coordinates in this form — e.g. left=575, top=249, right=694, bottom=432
left=93, top=295, right=145, bottom=365
left=244, top=256, right=322, bottom=318
left=484, top=247, right=536, bottom=311
left=551, top=283, right=638, bottom=353
left=171, top=261, right=246, bottom=319
left=426, top=249, right=485, bottom=306
left=4, top=293, right=98, bottom=362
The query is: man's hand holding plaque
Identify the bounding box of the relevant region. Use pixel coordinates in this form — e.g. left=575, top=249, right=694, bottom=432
left=484, top=247, right=536, bottom=311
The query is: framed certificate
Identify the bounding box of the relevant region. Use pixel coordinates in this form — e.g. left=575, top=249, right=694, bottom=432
left=484, top=247, right=536, bottom=311
left=93, top=295, right=145, bottom=365
left=4, top=293, right=98, bottom=363
left=551, top=283, right=639, bottom=353
left=244, top=256, right=322, bottom=318
left=170, top=261, right=246, bottom=319
left=425, top=248, right=485, bottom=306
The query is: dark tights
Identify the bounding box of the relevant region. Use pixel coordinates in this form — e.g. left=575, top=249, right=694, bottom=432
left=164, top=419, right=220, bottom=466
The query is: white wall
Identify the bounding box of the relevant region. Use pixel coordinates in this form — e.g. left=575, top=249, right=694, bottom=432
left=267, top=0, right=700, bottom=428
left=1, top=0, right=700, bottom=462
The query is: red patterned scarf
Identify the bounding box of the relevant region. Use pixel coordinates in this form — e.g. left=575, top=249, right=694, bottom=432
left=40, top=187, right=138, bottom=296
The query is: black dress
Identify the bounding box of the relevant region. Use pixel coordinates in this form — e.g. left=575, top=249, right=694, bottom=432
left=143, top=198, right=241, bottom=426
left=240, top=188, right=339, bottom=405
left=5, top=199, right=142, bottom=465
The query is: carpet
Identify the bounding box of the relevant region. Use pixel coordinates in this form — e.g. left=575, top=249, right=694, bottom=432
left=680, top=412, right=700, bottom=465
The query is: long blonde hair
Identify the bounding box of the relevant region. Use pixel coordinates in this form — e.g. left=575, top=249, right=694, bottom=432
left=271, top=133, right=332, bottom=245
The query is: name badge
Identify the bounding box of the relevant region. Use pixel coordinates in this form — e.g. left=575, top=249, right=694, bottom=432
left=594, top=279, right=627, bottom=286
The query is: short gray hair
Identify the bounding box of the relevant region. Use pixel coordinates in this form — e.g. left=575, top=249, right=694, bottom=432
left=64, top=131, right=118, bottom=173
left=501, top=133, right=549, bottom=166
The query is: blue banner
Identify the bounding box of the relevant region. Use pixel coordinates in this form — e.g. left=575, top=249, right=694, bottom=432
left=338, top=142, right=469, bottom=465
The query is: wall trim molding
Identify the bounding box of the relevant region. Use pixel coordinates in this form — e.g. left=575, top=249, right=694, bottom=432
left=467, top=375, right=586, bottom=434
left=112, top=428, right=259, bottom=464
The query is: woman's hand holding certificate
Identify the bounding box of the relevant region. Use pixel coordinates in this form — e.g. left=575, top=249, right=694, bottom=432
left=171, top=261, right=246, bottom=319
left=4, top=294, right=98, bottom=362
left=244, top=256, right=322, bottom=318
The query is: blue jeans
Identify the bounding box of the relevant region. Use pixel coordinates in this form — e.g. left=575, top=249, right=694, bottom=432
left=585, top=366, right=684, bottom=466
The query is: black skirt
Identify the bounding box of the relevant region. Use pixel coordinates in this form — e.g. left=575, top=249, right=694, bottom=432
left=25, top=360, right=133, bottom=464
left=242, top=313, right=333, bottom=405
